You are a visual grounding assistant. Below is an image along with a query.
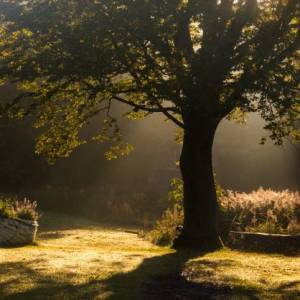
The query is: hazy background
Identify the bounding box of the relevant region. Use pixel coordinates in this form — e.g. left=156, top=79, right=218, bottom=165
left=0, top=86, right=299, bottom=223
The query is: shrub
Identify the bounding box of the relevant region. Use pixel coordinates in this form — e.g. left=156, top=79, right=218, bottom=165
left=145, top=178, right=183, bottom=245
left=0, top=196, right=39, bottom=222
left=147, top=180, right=300, bottom=246
left=0, top=197, right=16, bottom=219
left=146, top=207, right=183, bottom=246
left=220, top=188, right=300, bottom=236
left=147, top=177, right=224, bottom=245
left=13, top=198, right=39, bottom=222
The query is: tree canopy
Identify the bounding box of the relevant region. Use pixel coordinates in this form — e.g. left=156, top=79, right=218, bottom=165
left=0, top=0, right=299, bottom=162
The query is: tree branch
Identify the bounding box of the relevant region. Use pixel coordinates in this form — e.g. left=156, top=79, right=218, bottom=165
left=156, top=100, right=185, bottom=128
left=112, top=95, right=184, bottom=128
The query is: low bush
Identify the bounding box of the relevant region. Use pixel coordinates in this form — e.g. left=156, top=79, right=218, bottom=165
left=0, top=196, right=39, bottom=222
left=220, top=188, right=300, bottom=236
left=147, top=180, right=300, bottom=246
left=145, top=178, right=183, bottom=245
left=13, top=198, right=39, bottom=222
left=0, top=197, right=16, bottom=219
left=145, top=207, right=183, bottom=246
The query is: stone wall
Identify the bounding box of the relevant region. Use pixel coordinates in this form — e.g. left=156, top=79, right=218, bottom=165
left=228, top=231, right=300, bottom=253
left=0, top=216, right=38, bottom=247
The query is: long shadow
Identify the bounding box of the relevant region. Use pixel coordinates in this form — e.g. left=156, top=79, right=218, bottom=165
left=0, top=260, right=105, bottom=300
left=103, top=249, right=199, bottom=299
left=273, top=280, right=300, bottom=299
left=101, top=250, right=260, bottom=300
left=1, top=213, right=297, bottom=298
left=0, top=250, right=261, bottom=300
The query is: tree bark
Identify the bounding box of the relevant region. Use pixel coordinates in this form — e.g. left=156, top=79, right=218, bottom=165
left=172, top=116, right=222, bottom=250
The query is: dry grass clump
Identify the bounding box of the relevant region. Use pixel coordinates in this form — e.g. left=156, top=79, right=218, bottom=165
left=148, top=185, right=300, bottom=246
left=220, top=188, right=300, bottom=235
left=0, top=196, right=39, bottom=222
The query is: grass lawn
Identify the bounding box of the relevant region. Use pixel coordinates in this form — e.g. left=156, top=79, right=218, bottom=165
left=0, top=212, right=299, bottom=299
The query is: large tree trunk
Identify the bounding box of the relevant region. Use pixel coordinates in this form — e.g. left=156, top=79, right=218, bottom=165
left=173, top=116, right=222, bottom=250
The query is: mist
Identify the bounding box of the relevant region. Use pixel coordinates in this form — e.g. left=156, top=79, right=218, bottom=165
left=1, top=2, right=299, bottom=298
left=1, top=85, right=299, bottom=221
left=1, top=96, right=299, bottom=222
left=214, top=114, right=300, bottom=192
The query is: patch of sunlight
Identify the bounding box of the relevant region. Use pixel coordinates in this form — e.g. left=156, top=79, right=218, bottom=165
left=1, top=213, right=299, bottom=299
left=0, top=212, right=171, bottom=299
left=185, top=248, right=300, bottom=299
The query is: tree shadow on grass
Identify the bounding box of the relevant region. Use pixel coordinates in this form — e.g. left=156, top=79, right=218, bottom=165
left=0, top=260, right=105, bottom=300
left=0, top=250, right=262, bottom=300
left=273, top=280, right=300, bottom=299
left=102, top=250, right=260, bottom=300
left=3, top=249, right=298, bottom=300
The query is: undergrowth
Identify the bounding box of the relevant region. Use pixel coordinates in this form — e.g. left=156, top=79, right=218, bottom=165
left=0, top=196, right=39, bottom=221
left=147, top=179, right=300, bottom=246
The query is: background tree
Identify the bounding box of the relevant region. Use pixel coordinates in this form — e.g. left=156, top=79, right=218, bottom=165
left=0, top=0, right=299, bottom=249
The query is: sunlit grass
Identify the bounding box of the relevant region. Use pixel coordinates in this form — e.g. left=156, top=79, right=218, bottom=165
left=185, top=249, right=300, bottom=299
left=0, top=212, right=299, bottom=299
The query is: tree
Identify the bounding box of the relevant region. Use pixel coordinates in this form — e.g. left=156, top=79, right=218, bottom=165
left=0, top=0, right=299, bottom=250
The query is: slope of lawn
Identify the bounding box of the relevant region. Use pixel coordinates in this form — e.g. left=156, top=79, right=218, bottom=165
left=0, top=212, right=299, bottom=300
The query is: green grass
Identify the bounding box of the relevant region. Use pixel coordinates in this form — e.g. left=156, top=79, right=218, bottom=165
left=0, top=212, right=299, bottom=299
